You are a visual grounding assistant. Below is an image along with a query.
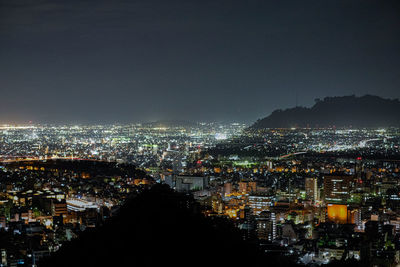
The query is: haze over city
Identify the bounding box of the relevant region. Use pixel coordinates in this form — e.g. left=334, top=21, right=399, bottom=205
left=1, top=0, right=399, bottom=123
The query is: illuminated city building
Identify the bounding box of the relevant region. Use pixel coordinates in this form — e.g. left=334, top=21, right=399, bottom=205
left=238, top=182, right=248, bottom=193
left=323, top=175, right=354, bottom=202
left=0, top=217, right=6, bottom=229
left=256, top=211, right=276, bottom=241
left=305, top=177, right=318, bottom=202
left=248, top=181, right=257, bottom=193
left=248, top=195, right=273, bottom=215
left=350, top=208, right=363, bottom=231
left=66, top=198, right=99, bottom=213
left=51, top=199, right=68, bottom=224
left=211, top=195, right=223, bottom=214
left=1, top=249, right=7, bottom=266
left=224, top=182, right=232, bottom=196
left=175, top=175, right=208, bottom=192
left=327, top=204, right=349, bottom=224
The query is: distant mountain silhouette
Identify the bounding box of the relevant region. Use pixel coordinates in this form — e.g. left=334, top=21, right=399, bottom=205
left=251, top=95, right=400, bottom=129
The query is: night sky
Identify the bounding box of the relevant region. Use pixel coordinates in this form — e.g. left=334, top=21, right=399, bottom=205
left=1, top=0, right=399, bottom=124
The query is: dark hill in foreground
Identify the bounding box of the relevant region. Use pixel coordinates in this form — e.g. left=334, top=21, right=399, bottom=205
left=39, top=184, right=366, bottom=267
left=251, top=95, right=400, bottom=129
left=39, top=184, right=281, bottom=267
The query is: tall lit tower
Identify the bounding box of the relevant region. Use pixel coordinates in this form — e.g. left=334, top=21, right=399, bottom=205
left=305, top=177, right=318, bottom=202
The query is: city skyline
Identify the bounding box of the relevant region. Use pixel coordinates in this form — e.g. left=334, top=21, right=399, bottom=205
left=2, top=1, right=400, bottom=265
left=1, top=123, right=400, bottom=266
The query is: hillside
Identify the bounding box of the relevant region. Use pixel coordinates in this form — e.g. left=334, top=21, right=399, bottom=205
left=39, top=184, right=274, bottom=267
left=251, top=95, right=400, bottom=129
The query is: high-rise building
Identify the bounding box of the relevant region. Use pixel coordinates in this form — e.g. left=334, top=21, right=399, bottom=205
left=51, top=199, right=68, bottom=218
left=248, top=181, right=257, bottom=193
left=1, top=249, right=6, bottom=266
left=324, top=175, right=354, bottom=202
left=175, top=175, right=208, bottom=192
left=0, top=217, right=6, bottom=229
left=256, top=211, right=276, bottom=241
left=224, top=182, right=232, bottom=196
left=238, top=182, right=248, bottom=193
left=211, top=195, right=223, bottom=214
left=327, top=204, right=348, bottom=224
left=241, top=206, right=256, bottom=241
left=351, top=208, right=363, bottom=231
left=248, top=195, right=273, bottom=215
left=164, top=174, right=174, bottom=188
left=305, top=177, right=318, bottom=201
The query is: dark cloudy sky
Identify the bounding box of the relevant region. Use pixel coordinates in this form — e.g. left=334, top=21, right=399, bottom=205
left=1, top=0, right=399, bottom=123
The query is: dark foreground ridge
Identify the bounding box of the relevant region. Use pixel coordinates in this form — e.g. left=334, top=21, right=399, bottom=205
left=38, top=183, right=364, bottom=267
left=251, top=95, right=400, bottom=129
left=40, top=184, right=279, bottom=267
